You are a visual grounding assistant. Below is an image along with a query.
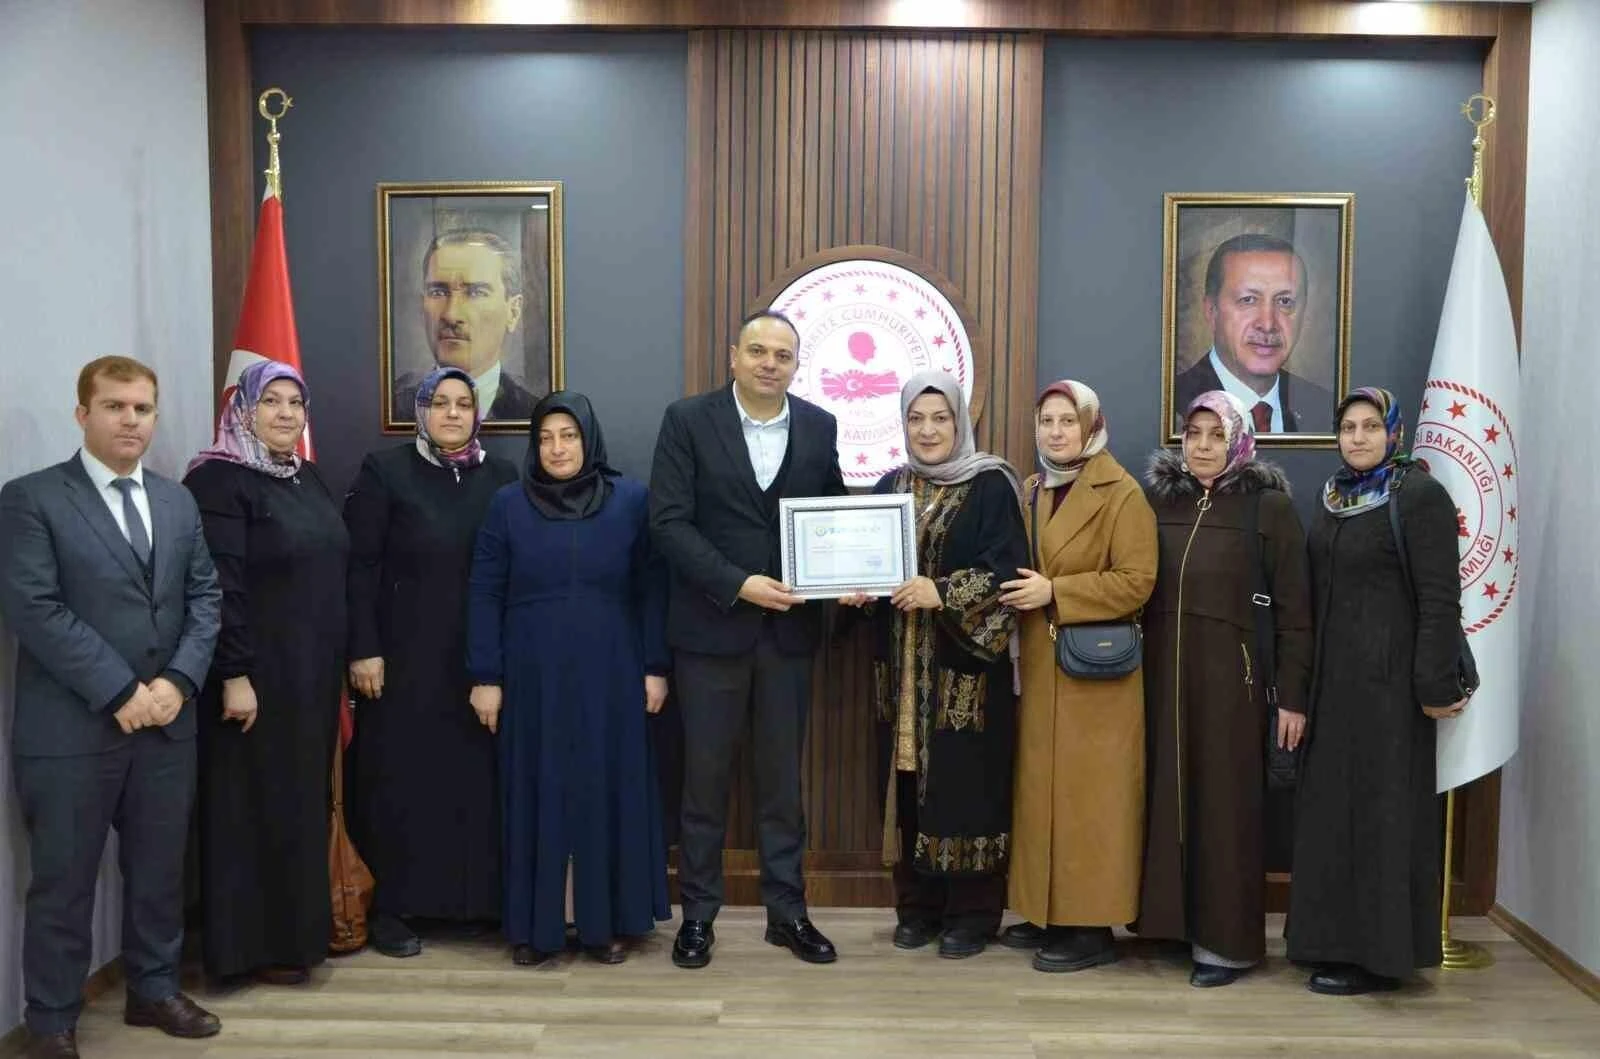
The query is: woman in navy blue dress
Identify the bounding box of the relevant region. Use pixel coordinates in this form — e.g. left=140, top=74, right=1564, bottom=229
left=467, top=391, right=670, bottom=965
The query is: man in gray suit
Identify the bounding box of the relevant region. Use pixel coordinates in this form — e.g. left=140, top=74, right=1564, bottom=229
left=0, top=357, right=224, bottom=1059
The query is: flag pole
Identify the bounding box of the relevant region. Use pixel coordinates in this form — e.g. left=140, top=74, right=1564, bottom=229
left=1439, top=92, right=1496, bottom=974
left=257, top=86, right=292, bottom=200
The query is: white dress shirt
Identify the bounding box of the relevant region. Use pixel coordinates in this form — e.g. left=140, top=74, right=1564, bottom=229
left=473, top=361, right=503, bottom=418
left=1208, top=348, right=1283, bottom=432
left=733, top=388, right=791, bottom=491
left=79, top=448, right=152, bottom=547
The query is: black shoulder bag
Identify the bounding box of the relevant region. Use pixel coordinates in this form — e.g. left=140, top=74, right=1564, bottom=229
left=1030, top=483, right=1142, bottom=680
left=1386, top=477, right=1480, bottom=701
left=1244, top=493, right=1300, bottom=789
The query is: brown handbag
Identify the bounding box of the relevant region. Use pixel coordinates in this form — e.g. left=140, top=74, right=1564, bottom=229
left=328, top=738, right=375, bottom=954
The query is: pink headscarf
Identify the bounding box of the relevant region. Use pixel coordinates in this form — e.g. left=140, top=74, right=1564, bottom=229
left=186, top=360, right=307, bottom=479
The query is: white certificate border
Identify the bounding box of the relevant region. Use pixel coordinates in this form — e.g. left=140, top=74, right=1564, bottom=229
left=779, top=493, right=917, bottom=599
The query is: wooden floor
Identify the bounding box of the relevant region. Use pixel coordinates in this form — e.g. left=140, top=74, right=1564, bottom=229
left=67, top=911, right=1599, bottom=1058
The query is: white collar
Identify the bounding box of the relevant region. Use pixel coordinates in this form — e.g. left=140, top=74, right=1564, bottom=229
left=733, top=387, right=790, bottom=427
left=1207, top=348, right=1282, bottom=413
left=80, top=448, right=144, bottom=490
left=474, top=361, right=503, bottom=414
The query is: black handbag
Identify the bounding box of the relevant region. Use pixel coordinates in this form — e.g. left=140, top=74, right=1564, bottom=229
left=1387, top=478, right=1481, bottom=701
left=1245, top=493, right=1300, bottom=789
left=1030, top=484, right=1143, bottom=680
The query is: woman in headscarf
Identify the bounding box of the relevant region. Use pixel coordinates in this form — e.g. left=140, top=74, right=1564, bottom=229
left=1134, top=390, right=1313, bottom=987
left=183, top=360, right=349, bottom=985
left=847, top=371, right=1027, bottom=960
left=466, top=391, right=670, bottom=966
left=998, top=381, right=1158, bottom=973
left=343, top=367, right=518, bottom=958
left=1286, top=387, right=1467, bottom=995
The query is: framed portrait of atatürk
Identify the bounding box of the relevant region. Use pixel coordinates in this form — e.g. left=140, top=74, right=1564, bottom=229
left=1161, top=193, right=1353, bottom=447
left=377, top=181, right=565, bottom=433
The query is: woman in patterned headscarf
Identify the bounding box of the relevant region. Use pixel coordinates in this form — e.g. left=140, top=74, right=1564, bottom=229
left=846, top=371, right=1028, bottom=960
left=185, top=360, right=350, bottom=985
left=1132, top=390, right=1313, bottom=987
left=1286, top=387, right=1468, bottom=995
left=999, top=380, right=1158, bottom=973
left=342, top=366, right=518, bottom=959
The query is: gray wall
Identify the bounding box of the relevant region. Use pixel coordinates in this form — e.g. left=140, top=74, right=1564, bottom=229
left=0, top=0, right=215, bottom=1035
left=249, top=30, right=687, bottom=493
left=1039, top=39, right=1486, bottom=519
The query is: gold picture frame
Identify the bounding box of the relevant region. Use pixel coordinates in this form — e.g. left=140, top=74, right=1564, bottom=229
left=377, top=180, right=565, bottom=434
left=1160, top=192, right=1353, bottom=447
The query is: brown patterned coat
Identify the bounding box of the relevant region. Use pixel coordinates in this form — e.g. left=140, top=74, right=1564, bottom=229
left=1008, top=451, right=1159, bottom=926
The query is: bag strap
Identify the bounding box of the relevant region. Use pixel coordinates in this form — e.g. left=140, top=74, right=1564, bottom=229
left=1245, top=492, right=1279, bottom=710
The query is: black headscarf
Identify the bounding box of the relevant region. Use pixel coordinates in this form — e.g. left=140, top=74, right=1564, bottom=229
left=523, top=390, right=619, bottom=520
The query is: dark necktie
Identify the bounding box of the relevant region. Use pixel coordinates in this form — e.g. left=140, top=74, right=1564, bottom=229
left=1251, top=401, right=1273, bottom=434
left=112, top=478, right=151, bottom=566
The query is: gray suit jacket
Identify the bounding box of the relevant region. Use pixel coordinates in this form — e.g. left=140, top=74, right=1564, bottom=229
left=0, top=454, right=221, bottom=757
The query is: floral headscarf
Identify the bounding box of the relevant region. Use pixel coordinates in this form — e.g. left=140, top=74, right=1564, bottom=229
left=1323, top=386, right=1417, bottom=517
left=186, top=360, right=307, bottom=479
left=414, top=366, right=485, bottom=470
left=1182, top=389, right=1256, bottom=487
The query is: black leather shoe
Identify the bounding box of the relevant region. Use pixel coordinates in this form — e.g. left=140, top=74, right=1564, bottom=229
left=672, top=920, right=715, bottom=969
left=1308, top=965, right=1400, bottom=996
left=1033, top=926, right=1116, bottom=973
left=123, top=992, right=222, bottom=1038
left=371, top=912, right=422, bottom=958
left=999, top=921, right=1047, bottom=950
left=22, top=1030, right=78, bottom=1058
left=893, top=920, right=940, bottom=950
left=938, top=927, right=988, bottom=959
left=585, top=939, right=628, bottom=965
left=511, top=944, right=552, bottom=966
left=765, top=917, right=838, bottom=964
left=1190, top=962, right=1245, bottom=988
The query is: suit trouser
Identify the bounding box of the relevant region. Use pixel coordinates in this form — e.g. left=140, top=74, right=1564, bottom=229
left=675, top=624, right=811, bottom=922
left=13, top=731, right=195, bottom=1035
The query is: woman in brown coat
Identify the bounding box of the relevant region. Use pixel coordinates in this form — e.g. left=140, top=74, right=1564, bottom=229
left=998, top=380, right=1157, bottom=973
left=1135, top=391, right=1313, bottom=987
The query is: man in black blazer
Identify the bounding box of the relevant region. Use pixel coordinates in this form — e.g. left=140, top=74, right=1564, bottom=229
left=0, top=357, right=223, bottom=1059
left=650, top=310, right=847, bottom=969
left=1172, top=233, right=1336, bottom=434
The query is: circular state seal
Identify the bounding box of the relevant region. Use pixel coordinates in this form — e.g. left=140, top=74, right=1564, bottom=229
left=771, top=260, right=973, bottom=484
left=1410, top=379, right=1519, bottom=634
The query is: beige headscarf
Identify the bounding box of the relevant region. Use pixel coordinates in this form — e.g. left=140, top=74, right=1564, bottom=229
left=1035, top=379, right=1109, bottom=488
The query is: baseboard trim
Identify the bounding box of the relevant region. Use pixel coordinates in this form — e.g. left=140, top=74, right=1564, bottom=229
left=0, top=958, right=123, bottom=1056
left=1488, top=904, right=1600, bottom=1005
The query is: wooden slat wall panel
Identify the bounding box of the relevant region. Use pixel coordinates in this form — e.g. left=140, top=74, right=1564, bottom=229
left=681, top=30, right=1042, bottom=902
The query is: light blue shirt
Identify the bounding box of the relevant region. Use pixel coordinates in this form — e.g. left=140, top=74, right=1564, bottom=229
left=79, top=449, right=151, bottom=546
left=1208, top=348, right=1283, bottom=433
left=733, top=388, right=791, bottom=491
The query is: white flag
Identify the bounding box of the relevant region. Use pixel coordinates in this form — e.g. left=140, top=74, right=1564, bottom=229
left=1412, top=193, right=1521, bottom=793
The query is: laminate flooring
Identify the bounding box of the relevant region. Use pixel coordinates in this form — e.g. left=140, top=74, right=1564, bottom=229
left=62, top=911, right=1600, bottom=1058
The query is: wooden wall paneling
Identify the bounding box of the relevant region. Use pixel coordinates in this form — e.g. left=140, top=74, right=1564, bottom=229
left=683, top=30, right=714, bottom=396
left=239, top=0, right=1510, bottom=39
left=680, top=30, right=1042, bottom=903
left=207, top=0, right=254, bottom=394
left=1006, top=37, right=1043, bottom=465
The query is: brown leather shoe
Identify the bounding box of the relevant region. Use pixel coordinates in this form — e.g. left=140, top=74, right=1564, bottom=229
left=124, top=992, right=222, bottom=1038
left=22, top=1029, right=78, bottom=1058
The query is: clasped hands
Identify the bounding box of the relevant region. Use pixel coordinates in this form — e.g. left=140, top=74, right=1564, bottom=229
left=113, top=676, right=186, bottom=735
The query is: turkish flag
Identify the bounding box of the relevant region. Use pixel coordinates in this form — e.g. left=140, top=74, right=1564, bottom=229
left=221, top=186, right=350, bottom=746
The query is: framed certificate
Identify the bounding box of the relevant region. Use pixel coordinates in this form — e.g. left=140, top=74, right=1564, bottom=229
left=779, top=494, right=918, bottom=599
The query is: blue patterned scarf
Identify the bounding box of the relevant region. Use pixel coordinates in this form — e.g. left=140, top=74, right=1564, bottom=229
left=1322, top=387, right=1418, bottom=517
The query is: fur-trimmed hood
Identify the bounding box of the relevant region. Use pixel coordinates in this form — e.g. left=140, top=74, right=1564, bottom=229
left=1144, top=448, right=1292, bottom=502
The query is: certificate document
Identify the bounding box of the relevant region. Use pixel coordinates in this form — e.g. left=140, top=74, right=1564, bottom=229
left=779, top=494, right=917, bottom=599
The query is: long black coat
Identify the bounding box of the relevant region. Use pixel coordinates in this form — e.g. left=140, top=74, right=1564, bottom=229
left=1286, top=468, right=1462, bottom=978
left=1135, top=452, right=1312, bottom=964
left=343, top=444, right=518, bottom=921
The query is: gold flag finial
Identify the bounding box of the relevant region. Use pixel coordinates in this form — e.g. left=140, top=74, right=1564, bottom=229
left=1461, top=94, right=1496, bottom=208
left=258, top=87, right=293, bottom=200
